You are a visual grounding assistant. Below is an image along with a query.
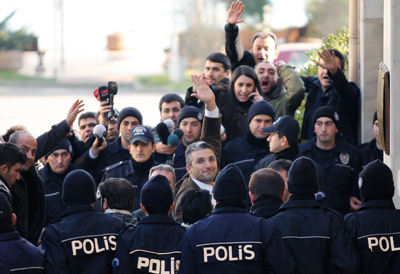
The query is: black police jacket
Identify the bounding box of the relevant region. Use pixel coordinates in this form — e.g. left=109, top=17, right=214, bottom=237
left=75, top=136, right=130, bottom=184
left=345, top=200, right=400, bottom=274
left=300, top=137, right=361, bottom=216
left=113, top=214, right=186, bottom=273
left=358, top=138, right=383, bottom=169
left=101, top=159, right=157, bottom=211
left=0, top=230, right=44, bottom=273
left=268, top=197, right=361, bottom=274
left=180, top=205, right=295, bottom=274
left=41, top=204, right=126, bottom=274
left=39, top=163, right=76, bottom=227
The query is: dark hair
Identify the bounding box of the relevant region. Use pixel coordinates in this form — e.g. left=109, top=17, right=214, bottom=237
left=223, top=66, right=262, bottom=141
left=0, top=143, right=27, bottom=169
left=2, top=124, right=28, bottom=142
left=181, top=189, right=213, bottom=225
left=268, top=159, right=293, bottom=174
left=206, top=52, right=231, bottom=71
left=145, top=206, right=170, bottom=215
left=78, top=112, right=96, bottom=126
left=8, top=131, right=33, bottom=145
left=185, top=141, right=215, bottom=166
left=99, top=178, right=135, bottom=212
left=158, top=94, right=185, bottom=112
left=252, top=32, right=278, bottom=50
left=327, top=49, right=345, bottom=70
left=249, top=168, right=285, bottom=200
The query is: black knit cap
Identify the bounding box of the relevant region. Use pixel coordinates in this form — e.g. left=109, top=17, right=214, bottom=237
left=0, top=192, right=13, bottom=232
left=45, top=138, right=73, bottom=159
left=178, top=106, right=203, bottom=126
left=312, top=106, right=339, bottom=129
left=141, top=175, right=173, bottom=207
left=247, top=100, right=275, bottom=124
left=62, top=169, right=96, bottom=206
left=287, top=157, right=319, bottom=195
left=359, top=159, right=394, bottom=203
left=213, top=164, right=247, bottom=201
left=117, top=107, right=143, bottom=130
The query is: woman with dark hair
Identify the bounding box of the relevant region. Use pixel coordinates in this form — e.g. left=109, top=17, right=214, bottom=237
left=221, top=65, right=264, bottom=143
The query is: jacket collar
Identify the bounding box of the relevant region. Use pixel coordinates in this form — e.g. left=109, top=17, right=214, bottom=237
left=211, top=206, right=248, bottom=215
left=279, top=198, right=320, bottom=211
left=0, top=230, right=20, bottom=242
left=138, top=214, right=179, bottom=226
left=357, top=200, right=396, bottom=212
left=60, top=204, right=96, bottom=218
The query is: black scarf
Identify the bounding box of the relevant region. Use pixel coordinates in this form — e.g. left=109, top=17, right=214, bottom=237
left=130, top=154, right=155, bottom=176
left=275, top=144, right=300, bottom=161
left=246, top=131, right=268, bottom=148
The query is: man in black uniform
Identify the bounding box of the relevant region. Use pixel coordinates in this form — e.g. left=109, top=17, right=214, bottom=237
left=0, top=192, right=44, bottom=273
left=39, top=138, right=75, bottom=227
left=180, top=164, right=295, bottom=274
left=269, top=157, right=361, bottom=274
left=112, top=175, right=186, bottom=273
left=345, top=160, right=400, bottom=273
left=41, top=169, right=126, bottom=273
left=249, top=168, right=285, bottom=219
left=300, top=106, right=362, bottom=216
left=358, top=111, right=383, bottom=169
left=101, top=125, right=157, bottom=211
left=75, top=106, right=143, bottom=184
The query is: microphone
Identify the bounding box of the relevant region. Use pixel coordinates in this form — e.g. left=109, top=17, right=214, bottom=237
left=107, top=81, right=118, bottom=120
left=93, top=88, right=100, bottom=101
left=167, top=128, right=184, bottom=147
left=164, top=119, right=174, bottom=133
left=156, top=122, right=170, bottom=145
left=220, top=125, right=225, bottom=136
left=93, top=124, right=107, bottom=147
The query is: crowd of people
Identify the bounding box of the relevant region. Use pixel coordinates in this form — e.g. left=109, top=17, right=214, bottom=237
left=0, top=1, right=396, bottom=273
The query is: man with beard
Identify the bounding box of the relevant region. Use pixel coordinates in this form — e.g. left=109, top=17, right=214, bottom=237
left=255, top=61, right=305, bottom=117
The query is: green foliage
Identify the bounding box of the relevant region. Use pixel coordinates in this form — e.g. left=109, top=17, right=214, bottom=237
left=0, top=11, right=34, bottom=51
left=300, top=26, right=349, bottom=77
left=240, top=0, right=271, bottom=26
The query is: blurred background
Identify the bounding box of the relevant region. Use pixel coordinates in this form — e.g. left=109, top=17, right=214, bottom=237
left=0, top=0, right=349, bottom=136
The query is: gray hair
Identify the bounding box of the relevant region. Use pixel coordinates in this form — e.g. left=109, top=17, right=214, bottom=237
left=149, top=164, right=176, bottom=184
left=185, top=141, right=215, bottom=166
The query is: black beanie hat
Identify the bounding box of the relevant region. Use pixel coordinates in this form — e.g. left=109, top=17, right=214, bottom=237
left=247, top=100, right=275, bottom=124
left=213, top=164, right=247, bottom=201
left=287, top=157, right=319, bottom=195
left=117, top=107, right=143, bottom=130
left=0, top=192, right=13, bottom=232
left=178, top=106, right=203, bottom=126
left=359, top=160, right=394, bottom=203
left=312, top=106, right=339, bottom=129
left=45, top=138, right=73, bottom=159
left=141, top=175, right=173, bottom=207
left=62, top=169, right=96, bottom=206
left=373, top=111, right=378, bottom=125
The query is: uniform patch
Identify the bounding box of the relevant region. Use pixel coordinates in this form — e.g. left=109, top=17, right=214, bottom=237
left=358, top=177, right=363, bottom=189
left=197, top=112, right=203, bottom=121
left=334, top=112, right=339, bottom=122
left=340, top=152, right=350, bottom=165
left=96, top=188, right=101, bottom=199
left=112, top=257, right=120, bottom=268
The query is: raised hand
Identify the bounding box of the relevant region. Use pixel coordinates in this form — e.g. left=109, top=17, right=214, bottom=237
left=226, top=1, right=245, bottom=25
left=315, top=49, right=339, bottom=75
left=66, top=99, right=85, bottom=127
left=190, top=75, right=216, bottom=111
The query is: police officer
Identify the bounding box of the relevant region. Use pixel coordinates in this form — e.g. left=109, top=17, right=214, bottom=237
left=0, top=192, right=44, bottom=273
left=101, top=125, right=157, bottom=211
left=113, top=175, right=186, bottom=273
left=41, top=170, right=126, bottom=273
left=180, top=164, right=295, bottom=274
left=268, top=157, right=361, bottom=274
left=345, top=160, right=400, bottom=273
left=358, top=111, right=383, bottom=169
left=300, top=106, right=362, bottom=216
left=39, top=138, right=76, bottom=227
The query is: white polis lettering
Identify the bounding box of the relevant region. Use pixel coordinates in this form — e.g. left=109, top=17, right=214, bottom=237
left=71, top=235, right=117, bottom=256
left=203, top=244, right=256, bottom=263
left=137, top=257, right=180, bottom=274
left=367, top=236, right=400, bottom=252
